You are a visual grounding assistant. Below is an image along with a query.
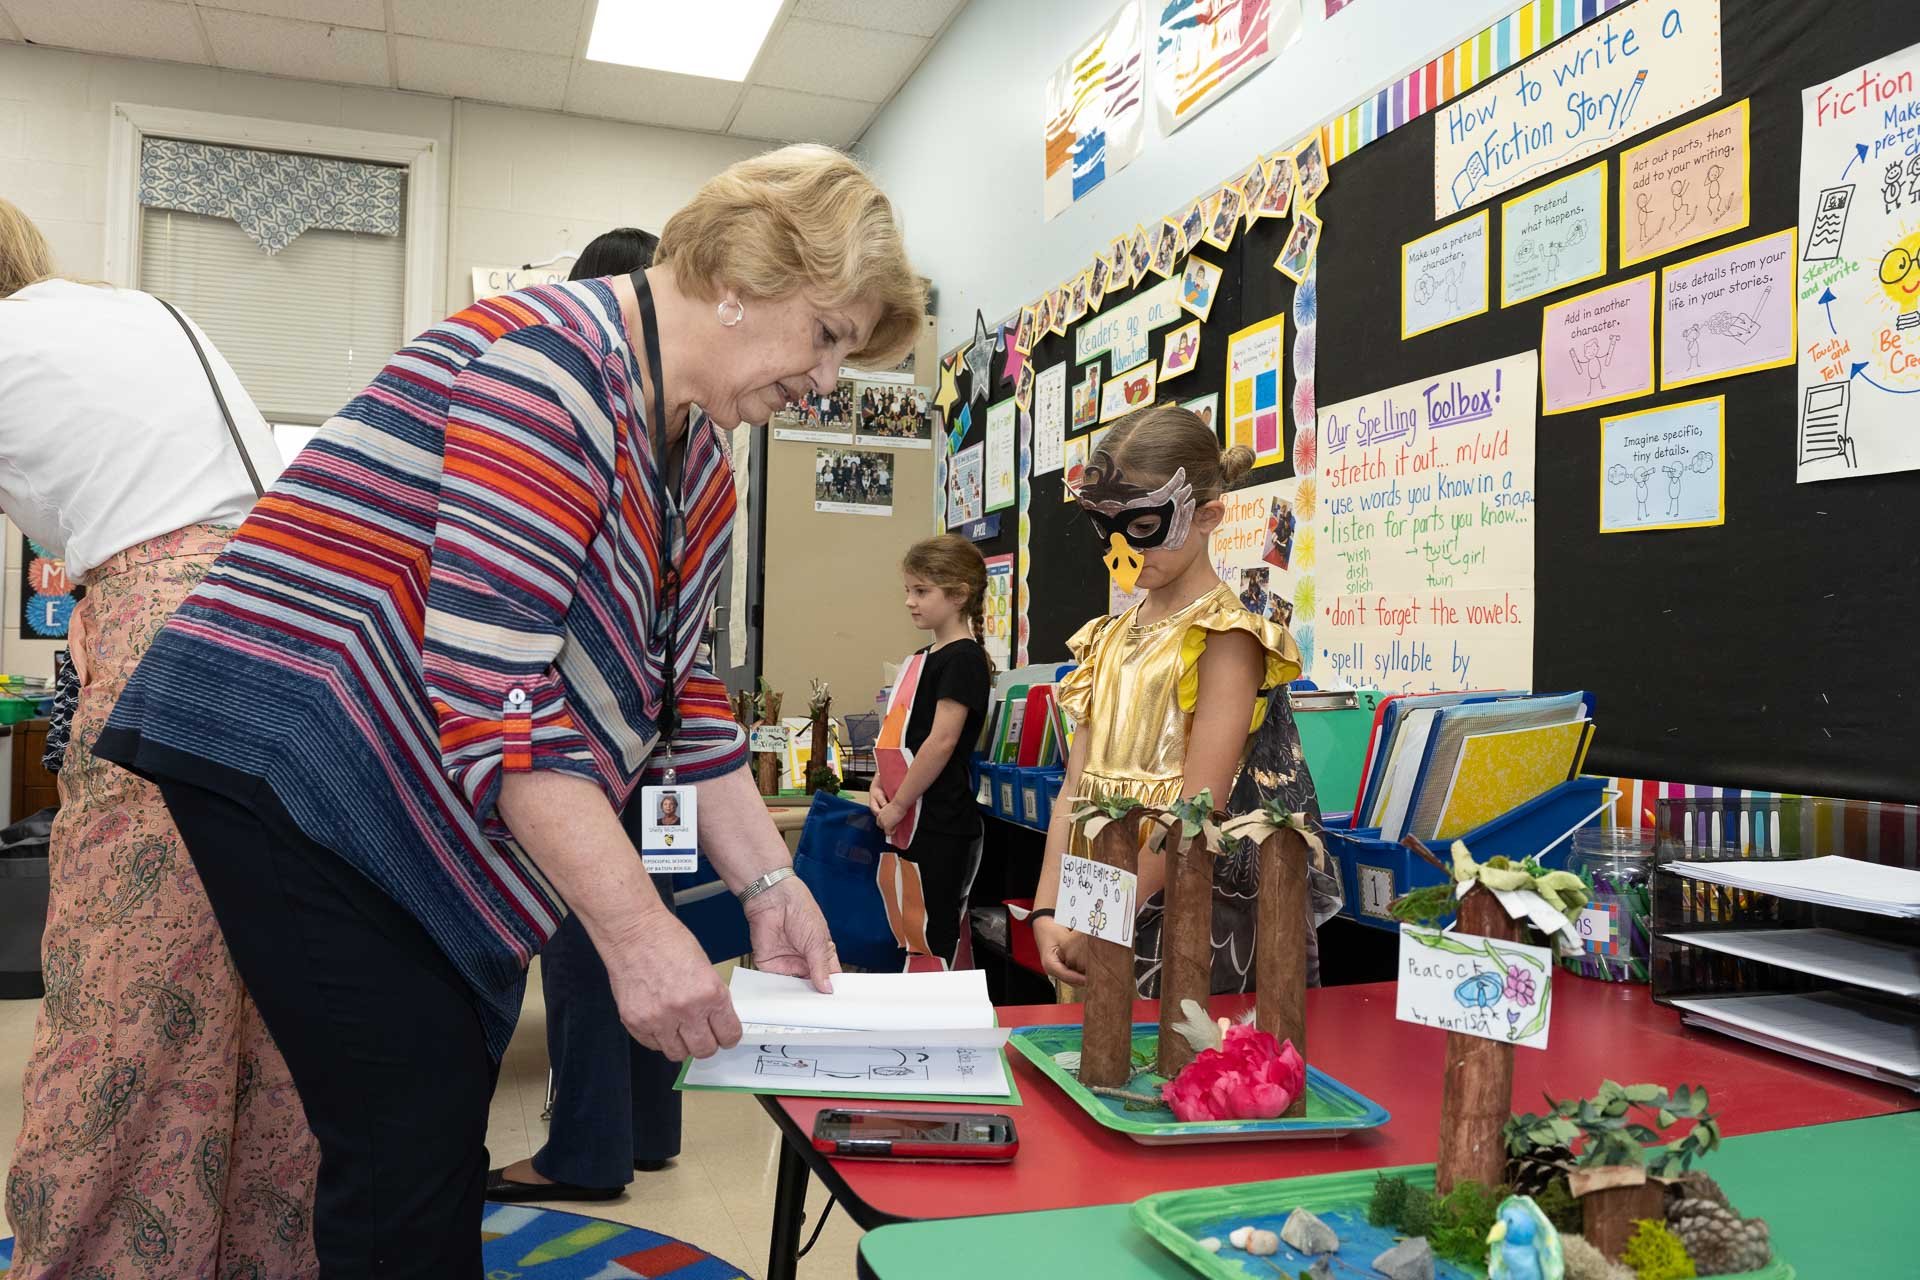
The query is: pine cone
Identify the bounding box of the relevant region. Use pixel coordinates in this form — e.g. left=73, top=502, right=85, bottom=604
left=1507, top=1143, right=1573, bottom=1196
left=1669, top=1196, right=1771, bottom=1275
left=1666, top=1170, right=1733, bottom=1211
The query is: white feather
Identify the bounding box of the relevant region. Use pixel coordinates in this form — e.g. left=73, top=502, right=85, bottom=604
left=1170, top=998, right=1225, bottom=1054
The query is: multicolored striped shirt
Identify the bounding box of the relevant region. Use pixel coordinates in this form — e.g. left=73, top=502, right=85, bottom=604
left=98, top=279, right=745, bottom=1055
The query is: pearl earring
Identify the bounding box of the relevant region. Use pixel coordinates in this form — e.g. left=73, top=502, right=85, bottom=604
left=717, top=297, right=745, bottom=327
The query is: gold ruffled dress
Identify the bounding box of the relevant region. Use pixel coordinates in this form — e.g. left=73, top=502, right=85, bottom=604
left=1055, top=583, right=1306, bottom=995
left=1056, top=582, right=1300, bottom=821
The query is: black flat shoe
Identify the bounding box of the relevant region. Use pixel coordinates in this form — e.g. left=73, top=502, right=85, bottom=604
left=486, top=1167, right=621, bottom=1203
left=634, top=1158, right=672, bottom=1172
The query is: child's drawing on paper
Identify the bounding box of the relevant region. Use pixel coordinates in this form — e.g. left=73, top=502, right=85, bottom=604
left=755, top=1046, right=933, bottom=1082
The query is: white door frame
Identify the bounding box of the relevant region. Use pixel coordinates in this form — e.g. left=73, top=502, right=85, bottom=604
left=103, top=102, right=440, bottom=342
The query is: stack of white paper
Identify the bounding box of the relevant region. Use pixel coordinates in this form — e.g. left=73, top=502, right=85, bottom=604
left=1668, top=856, right=1920, bottom=919
left=681, top=969, right=1015, bottom=1099
left=1669, top=992, right=1920, bottom=1085
left=1664, top=929, right=1920, bottom=998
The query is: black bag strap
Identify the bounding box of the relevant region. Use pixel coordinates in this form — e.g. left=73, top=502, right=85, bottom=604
left=156, top=298, right=266, bottom=498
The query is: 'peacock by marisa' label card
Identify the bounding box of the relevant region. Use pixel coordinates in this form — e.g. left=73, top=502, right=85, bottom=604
left=1395, top=924, right=1553, bottom=1049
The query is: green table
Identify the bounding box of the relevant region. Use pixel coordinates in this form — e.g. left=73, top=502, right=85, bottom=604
left=857, top=1112, right=1920, bottom=1278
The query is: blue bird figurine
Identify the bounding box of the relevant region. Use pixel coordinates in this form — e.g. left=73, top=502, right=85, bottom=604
left=1487, top=1194, right=1565, bottom=1280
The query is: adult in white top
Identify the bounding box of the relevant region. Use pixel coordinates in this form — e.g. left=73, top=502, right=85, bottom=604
left=0, top=197, right=320, bottom=1277
left=0, top=279, right=280, bottom=581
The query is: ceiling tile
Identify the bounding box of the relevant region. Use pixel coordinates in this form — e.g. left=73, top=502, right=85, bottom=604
left=728, top=85, right=874, bottom=147
left=193, top=0, right=387, bottom=30
left=0, top=8, right=23, bottom=41
left=202, top=9, right=389, bottom=86
left=394, top=36, right=568, bottom=111
left=4, top=0, right=209, bottom=64
left=564, top=59, right=742, bottom=133
left=754, top=18, right=923, bottom=104
left=391, top=0, right=585, bottom=58
left=791, top=0, right=964, bottom=38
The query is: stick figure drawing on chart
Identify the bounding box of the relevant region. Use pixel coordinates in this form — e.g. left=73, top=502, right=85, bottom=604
left=1608, top=463, right=1656, bottom=520
left=1671, top=178, right=1696, bottom=233
left=1884, top=162, right=1906, bottom=214
left=1706, top=164, right=1728, bottom=220
left=1907, top=156, right=1920, bottom=209
left=1636, top=192, right=1665, bottom=246
left=1416, top=255, right=1466, bottom=311
left=1684, top=324, right=1703, bottom=369
left=1661, top=464, right=1685, bottom=518
left=1570, top=334, right=1620, bottom=397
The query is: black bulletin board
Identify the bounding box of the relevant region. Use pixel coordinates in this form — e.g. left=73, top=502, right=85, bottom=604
left=959, top=0, right=1920, bottom=804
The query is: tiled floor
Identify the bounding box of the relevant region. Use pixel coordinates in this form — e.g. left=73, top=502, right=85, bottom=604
left=0, top=961, right=865, bottom=1277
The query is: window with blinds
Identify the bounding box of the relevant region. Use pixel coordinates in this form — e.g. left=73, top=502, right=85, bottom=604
left=137, top=199, right=408, bottom=424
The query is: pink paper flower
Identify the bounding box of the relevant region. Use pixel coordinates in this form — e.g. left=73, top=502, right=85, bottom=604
left=1160, top=1025, right=1306, bottom=1122
left=1504, top=964, right=1535, bottom=1005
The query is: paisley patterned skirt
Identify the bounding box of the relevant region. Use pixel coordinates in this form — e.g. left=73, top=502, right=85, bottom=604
left=5, top=525, right=319, bottom=1279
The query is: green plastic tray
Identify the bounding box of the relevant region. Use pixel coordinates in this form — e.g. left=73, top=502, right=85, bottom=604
left=1133, top=1163, right=1795, bottom=1280
left=1008, top=1022, right=1389, bottom=1145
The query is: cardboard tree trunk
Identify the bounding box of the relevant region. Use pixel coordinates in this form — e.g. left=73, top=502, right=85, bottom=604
left=1571, top=1166, right=1668, bottom=1261
left=1255, top=827, right=1310, bottom=1117
left=1155, top=830, right=1218, bottom=1078
left=806, top=695, right=832, bottom=794
left=754, top=691, right=785, bottom=795
left=1079, top=812, right=1143, bottom=1088
left=755, top=738, right=783, bottom=796
left=1435, top=883, right=1528, bottom=1193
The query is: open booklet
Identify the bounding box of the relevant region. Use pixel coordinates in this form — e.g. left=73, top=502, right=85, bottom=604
left=677, top=969, right=1018, bottom=1101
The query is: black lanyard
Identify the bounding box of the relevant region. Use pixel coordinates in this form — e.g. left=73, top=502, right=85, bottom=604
left=629, top=268, right=684, bottom=749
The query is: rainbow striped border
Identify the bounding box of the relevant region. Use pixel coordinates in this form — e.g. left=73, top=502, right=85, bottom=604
left=1322, top=0, right=1633, bottom=165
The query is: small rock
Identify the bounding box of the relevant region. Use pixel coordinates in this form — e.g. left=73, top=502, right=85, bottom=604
left=1228, top=1225, right=1254, bottom=1250
left=1304, top=1260, right=1335, bottom=1280
left=1197, top=1237, right=1221, bottom=1254
left=1279, top=1207, right=1340, bottom=1255
left=1246, top=1229, right=1280, bottom=1257
left=1372, top=1236, right=1435, bottom=1280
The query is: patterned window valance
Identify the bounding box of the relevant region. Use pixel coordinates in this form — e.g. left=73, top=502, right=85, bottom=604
left=139, top=137, right=405, bottom=255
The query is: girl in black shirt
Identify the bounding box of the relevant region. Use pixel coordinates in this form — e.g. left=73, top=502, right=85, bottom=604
left=870, top=534, right=995, bottom=965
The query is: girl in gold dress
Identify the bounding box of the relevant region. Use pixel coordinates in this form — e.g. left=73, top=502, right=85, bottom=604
left=1030, top=405, right=1324, bottom=995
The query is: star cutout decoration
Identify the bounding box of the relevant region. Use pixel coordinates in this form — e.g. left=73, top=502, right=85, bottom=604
left=933, top=352, right=963, bottom=421
left=1000, top=321, right=1026, bottom=387
left=963, top=309, right=995, bottom=405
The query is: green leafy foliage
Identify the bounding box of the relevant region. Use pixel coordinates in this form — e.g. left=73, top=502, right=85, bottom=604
left=1532, top=1178, right=1584, bottom=1234
left=1363, top=1175, right=1475, bottom=1257
left=1400, top=1185, right=1436, bottom=1239
left=1163, top=789, right=1217, bottom=839
left=1428, top=1181, right=1505, bottom=1265
left=1503, top=1082, right=1719, bottom=1176
left=1367, top=1174, right=1413, bottom=1227
left=808, top=766, right=842, bottom=794
left=1621, top=1220, right=1697, bottom=1280
left=1388, top=883, right=1458, bottom=926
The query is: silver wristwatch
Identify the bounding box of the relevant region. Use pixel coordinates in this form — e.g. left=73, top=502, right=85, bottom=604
left=735, top=866, right=797, bottom=907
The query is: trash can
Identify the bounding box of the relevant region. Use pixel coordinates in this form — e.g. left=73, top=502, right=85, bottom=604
left=0, top=807, right=54, bottom=999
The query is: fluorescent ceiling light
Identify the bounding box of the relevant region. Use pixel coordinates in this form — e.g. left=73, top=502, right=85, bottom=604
left=585, top=0, right=783, bottom=81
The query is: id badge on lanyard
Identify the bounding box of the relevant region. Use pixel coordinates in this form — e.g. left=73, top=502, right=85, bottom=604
left=630, top=266, right=694, bottom=873
left=640, top=782, right=697, bottom=873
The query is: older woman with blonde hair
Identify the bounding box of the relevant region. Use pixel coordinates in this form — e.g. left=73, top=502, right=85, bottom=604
left=92, top=144, right=923, bottom=1271
left=2, top=197, right=317, bottom=1277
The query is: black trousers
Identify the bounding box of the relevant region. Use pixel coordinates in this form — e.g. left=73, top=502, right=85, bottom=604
left=160, top=780, right=499, bottom=1278
left=533, top=899, right=683, bottom=1186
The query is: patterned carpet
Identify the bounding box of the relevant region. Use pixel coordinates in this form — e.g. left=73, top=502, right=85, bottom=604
left=0, top=1203, right=753, bottom=1278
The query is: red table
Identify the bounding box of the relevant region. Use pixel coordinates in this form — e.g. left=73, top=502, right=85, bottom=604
left=757, top=978, right=1916, bottom=1278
